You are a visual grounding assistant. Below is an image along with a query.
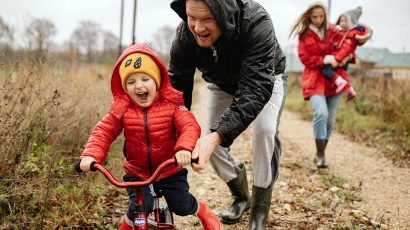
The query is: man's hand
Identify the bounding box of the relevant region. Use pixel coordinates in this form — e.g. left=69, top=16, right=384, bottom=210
left=79, top=156, right=97, bottom=173
left=175, top=150, right=192, bottom=167
left=191, top=132, right=222, bottom=173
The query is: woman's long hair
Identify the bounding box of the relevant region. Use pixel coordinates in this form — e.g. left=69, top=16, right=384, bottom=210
left=290, top=3, right=328, bottom=40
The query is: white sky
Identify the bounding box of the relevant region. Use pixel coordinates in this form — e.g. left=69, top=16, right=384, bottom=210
left=1, top=0, right=410, bottom=53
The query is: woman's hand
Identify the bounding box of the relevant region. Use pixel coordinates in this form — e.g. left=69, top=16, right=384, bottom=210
left=340, top=54, right=353, bottom=67
left=79, top=156, right=97, bottom=173
left=323, top=54, right=338, bottom=68
left=175, top=150, right=192, bottom=167
left=330, top=59, right=339, bottom=68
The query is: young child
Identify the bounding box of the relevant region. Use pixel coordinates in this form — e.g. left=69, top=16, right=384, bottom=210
left=322, top=6, right=372, bottom=101
left=78, top=43, right=221, bottom=230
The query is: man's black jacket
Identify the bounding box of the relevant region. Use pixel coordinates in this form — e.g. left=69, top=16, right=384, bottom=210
left=169, top=0, right=286, bottom=147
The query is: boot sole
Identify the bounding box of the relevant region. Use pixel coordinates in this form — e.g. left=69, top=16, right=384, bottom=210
left=220, top=206, right=250, bottom=225
left=316, top=164, right=328, bottom=169
left=314, top=158, right=328, bottom=169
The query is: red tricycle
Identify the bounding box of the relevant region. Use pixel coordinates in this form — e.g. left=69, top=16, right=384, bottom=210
left=75, top=158, right=191, bottom=229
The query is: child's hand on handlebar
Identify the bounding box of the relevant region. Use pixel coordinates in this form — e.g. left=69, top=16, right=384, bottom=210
left=174, top=150, right=192, bottom=167
left=80, top=156, right=97, bottom=172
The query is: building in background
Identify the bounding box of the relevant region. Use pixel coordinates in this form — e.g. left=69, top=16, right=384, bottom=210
left=286, top=47, right=410, bottom=80
left=356, top=47, right=410, bottom=79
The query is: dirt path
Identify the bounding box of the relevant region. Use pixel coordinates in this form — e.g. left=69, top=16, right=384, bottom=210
left=173, top=79, right=410, bottom=229
left=279, top=111, right=410, bottom=229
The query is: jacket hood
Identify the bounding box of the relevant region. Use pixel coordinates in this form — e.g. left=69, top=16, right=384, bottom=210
left=111, top=43, right=184, bottom=107
left=170, top=0, right=240, bottom=40
left=338, top=6, right=362, bottom=29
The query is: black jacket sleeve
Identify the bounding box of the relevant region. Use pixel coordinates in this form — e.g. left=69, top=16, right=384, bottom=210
left=211, top=17, right=286, bottom=147
left=168, top=23, right=196, bottom=110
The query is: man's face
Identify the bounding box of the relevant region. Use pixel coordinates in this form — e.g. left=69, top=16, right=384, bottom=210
left=186, top=0, right=221, bottom=48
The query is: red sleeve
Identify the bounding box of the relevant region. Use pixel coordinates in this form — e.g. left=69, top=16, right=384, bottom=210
left=334, top=36, right=356, bottom=62
left=355, top=26, right=372, bottom=46
left=350, top=53, right=358, bottom=64
left=298, top=37, right=326, bottom=68
left=172, top=107, right=200, bottom=153
left=81, top=113, right=123, bottom=164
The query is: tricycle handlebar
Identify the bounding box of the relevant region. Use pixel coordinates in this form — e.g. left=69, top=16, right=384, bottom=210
left=75, top=157, right=198, bottom=188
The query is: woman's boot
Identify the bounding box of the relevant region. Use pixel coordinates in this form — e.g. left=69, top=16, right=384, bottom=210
left=221, top=163, right=250, bottom=224
left=248, top=184, right=273, bottom=230
left=196, top=202, right=221, bottom=230
left=314, top=139, right=328, bottom=168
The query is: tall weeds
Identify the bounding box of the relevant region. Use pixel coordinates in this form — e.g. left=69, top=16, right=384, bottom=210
left=0, top=57, right=113, bottom=227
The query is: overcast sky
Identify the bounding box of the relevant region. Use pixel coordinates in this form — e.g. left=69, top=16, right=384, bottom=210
left=1, top=0, right=410, bottom=53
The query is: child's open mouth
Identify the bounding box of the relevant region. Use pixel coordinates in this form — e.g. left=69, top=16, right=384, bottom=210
left=137, top=92, right=148, bottom=100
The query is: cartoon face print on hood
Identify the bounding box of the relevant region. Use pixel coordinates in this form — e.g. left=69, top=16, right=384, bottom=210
left=171, top=0, right=241, bottom=41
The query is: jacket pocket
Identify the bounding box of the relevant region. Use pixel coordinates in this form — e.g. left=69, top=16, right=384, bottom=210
left=302, top=70, right=317, bottom=89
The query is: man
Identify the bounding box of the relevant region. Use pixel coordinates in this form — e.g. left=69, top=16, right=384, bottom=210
left=169, top=0, right=287, bottom=229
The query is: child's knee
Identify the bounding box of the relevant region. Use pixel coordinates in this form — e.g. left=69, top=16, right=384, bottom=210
left=168, top=199, right=198, bottom=216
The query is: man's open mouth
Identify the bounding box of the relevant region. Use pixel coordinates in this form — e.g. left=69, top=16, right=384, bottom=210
left=198, top=33, right=211, bottom=40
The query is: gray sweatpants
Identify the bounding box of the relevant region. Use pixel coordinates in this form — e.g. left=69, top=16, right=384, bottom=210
left=206, top=74, right=287, bottom=188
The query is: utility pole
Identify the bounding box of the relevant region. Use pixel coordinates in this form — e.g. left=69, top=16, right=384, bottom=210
left=132, top=0, right=138, bottom=44
left=328, top=0, right=332, bottom=18
left=118, top=0, right=124, bottom=57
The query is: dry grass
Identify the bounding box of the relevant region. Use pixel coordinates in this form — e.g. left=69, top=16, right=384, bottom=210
left=1, top=60, right=408, bottom=228
left=286, top=74, right=410, bottom=167
left=0, top=57, right=115, bottom=228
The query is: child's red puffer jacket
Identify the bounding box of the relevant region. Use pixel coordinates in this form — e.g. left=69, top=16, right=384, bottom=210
left=81, top=43, right=200, bottom=180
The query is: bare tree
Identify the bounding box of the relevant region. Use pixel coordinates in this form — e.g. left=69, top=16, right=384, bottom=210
left=102, top=30, right=118, bottom=62
left=150, top=25, right=176, bottom=64
left=0, top=16, right=13, bottom=45
left=0, top=16, right=14, bottom=59
left=68, top=29, right=83, bottom=61
left=25, top=18, right=57, bottom=58
left=70, top=20, right=101, bottom=63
